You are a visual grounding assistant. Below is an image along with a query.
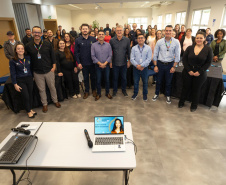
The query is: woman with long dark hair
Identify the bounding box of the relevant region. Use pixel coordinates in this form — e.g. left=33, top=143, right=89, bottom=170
left=178, top=32, right=212, bottom=112
left=56, top=39, right=80, bottom=98
left=111, top=119, right=124, bottom=134
left=9, top=43, right=37, bottom=118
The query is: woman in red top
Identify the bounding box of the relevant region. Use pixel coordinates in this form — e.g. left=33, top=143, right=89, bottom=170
left=178, top=25, right=186, bottom=41
left=104, top=30, right=111, bottom=43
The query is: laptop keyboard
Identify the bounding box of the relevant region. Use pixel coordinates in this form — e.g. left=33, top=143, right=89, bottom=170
left=95, top=137, right=124, bottom=145
left=0, top=136, right=32, bottom=163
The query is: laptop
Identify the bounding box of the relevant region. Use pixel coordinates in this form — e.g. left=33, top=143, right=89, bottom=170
left=92, top=116, right=126, bottom=152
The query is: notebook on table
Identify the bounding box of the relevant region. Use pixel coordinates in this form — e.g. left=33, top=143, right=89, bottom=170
left=92, top=116, right=126, bottom=152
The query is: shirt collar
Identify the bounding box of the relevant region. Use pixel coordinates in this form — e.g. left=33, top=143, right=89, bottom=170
left=116, top=36, right=124, bottom=41
left=97, top=41, right=105, bottom=45
left=10, top=40, right=16, bottom=45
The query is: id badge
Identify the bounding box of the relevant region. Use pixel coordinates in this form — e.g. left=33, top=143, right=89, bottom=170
left=140, top=59, right=142, bottom=64
left=37, top=53, right=41, bottom=59
left=24, top=68, right=28, bottom=74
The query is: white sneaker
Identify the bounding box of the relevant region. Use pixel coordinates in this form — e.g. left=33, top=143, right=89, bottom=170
left=77, top=94, right=81, bottom=98
left=166, top=96, right=171, bottom=104
left=152, top=94, right=158, bottom=101
left=72, top=94, right=78, bottom=99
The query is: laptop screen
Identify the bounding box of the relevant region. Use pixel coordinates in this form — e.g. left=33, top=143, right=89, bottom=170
left=94, top=116, right=124, bottom=135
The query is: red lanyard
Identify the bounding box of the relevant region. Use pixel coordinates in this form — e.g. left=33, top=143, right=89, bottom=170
left=34, top=40, right=43, bottom=51
left=19, top=59, right=26, bottom=66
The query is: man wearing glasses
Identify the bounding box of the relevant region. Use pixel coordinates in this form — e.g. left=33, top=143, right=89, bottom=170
left=110, top=25, right=131, bottom=97
left=25, top=26, right=61, bottom=113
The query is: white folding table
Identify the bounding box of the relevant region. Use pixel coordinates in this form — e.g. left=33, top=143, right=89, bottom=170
left=0, top=122, right=136, bottom=185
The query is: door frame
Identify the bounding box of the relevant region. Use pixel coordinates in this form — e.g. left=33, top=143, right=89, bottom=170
left=0, top=17, right=19, bottom=41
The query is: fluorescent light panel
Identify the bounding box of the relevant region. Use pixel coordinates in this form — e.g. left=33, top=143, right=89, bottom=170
left=68, top=4, right=83, bottom=10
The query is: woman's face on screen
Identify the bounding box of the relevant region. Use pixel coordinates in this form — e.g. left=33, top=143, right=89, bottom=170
left=115, top=120, right=121, bottom=129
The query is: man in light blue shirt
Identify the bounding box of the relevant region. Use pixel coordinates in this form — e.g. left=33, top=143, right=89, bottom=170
left=130, top=33, right=152, bottom=101
left=152, top=25, right=180, bottom=104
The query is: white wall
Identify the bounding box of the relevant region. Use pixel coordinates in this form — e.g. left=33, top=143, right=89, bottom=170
left=0, top=0, right=15, bottom=18
left=41, top=5, right=57, bottom=19
left=56, top=7, right=72, bottom=32
left=152, top=1, right=188, bottom=29
left=71, top=8, right=152, bottom=32
left=26, top=4, right=40, bottom=29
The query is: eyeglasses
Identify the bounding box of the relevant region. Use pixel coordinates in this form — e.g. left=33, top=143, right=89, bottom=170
left=33, top=32, right=41, bottom=35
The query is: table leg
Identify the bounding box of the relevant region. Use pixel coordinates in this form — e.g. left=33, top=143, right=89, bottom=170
left=124, top=170, right=128, bottom=185
left=10, top=169, right=16, bottom=185
left=10, top=169, right=26, bottom=185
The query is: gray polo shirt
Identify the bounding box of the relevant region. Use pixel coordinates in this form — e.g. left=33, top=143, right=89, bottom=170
left=110, top=36, right=131, bottom=66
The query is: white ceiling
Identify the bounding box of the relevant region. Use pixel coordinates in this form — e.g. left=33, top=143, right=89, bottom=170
left=12, top=0, right=186, bottom=5
left=56, top=1, right=163, bottom=10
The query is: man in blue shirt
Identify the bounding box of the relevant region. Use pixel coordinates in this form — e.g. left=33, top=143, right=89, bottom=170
left=130, top=34, right=152, bottom=101
left=75, top=23, right=97, bottom=99
left=91, top=30, right=112, bottom=101
left=152, top=25, right=180, bottom=104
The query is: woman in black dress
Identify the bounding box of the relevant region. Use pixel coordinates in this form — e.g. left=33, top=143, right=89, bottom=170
left=55, top=39, right=79, bottom=98
left=9, top=43, right=37, bottom=118
left=178, top=31, right=213, bottom=112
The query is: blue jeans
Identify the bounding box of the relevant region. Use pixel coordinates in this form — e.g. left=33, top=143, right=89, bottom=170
left=96, top=64, right=110, bottom=95
left=155, top=61, right=174, bottom=96
left=113, top=64, right=127, bottom=93
left=82, top=65, right=96, bottom=93
left=133, top=66, right=148, bottom=95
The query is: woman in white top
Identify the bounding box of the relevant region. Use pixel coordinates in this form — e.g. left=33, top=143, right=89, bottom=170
left=146, top=28, right=156, bottom=47
left=180, top=28, right=195, bottom=57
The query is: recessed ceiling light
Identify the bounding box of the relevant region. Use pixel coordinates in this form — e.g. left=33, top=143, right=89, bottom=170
left=140, top=1, right=150, bottom=7
left=68, top=4, right=83, bottom=10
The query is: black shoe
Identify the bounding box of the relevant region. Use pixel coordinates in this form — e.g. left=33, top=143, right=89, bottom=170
left=190, top=104, right=197, bottom=112
left=178, top=101, right=184, bottom=108
left=112, top=92, right=117, bottom=97
left=122, top=91, right=128, bottom=97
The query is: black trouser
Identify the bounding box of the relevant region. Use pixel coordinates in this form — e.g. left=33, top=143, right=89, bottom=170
left=82, top=65, right=96, bottom=93
left=17, top=76, right=33, bottom=113
left=62, top=69, right=80, bottom=96
left=180, top=69, right=207, bottom=106
left=127, top=65, right=133, bottom=88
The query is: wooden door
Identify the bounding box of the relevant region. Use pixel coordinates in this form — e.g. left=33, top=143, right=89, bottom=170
left=0, top=18, right=19, bottom=77
left=44, top=19, right=58, bottom=36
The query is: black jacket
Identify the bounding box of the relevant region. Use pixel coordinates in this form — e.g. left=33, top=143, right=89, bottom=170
left=180, top=36, right=195, bottom=56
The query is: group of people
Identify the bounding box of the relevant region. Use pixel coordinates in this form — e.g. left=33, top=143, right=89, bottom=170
left=3, top=22, right=226, bottom=118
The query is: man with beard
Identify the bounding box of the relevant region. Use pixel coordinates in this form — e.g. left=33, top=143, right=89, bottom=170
left=75, top=23, right=97, bottom=99
left=46, top=30, right=58, bottom=50
left=25, top=26, right=61, bottom=113
left=22, top=28, right=33, bottom=45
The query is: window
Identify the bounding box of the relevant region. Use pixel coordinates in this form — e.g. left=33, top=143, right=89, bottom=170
left=191, top=9, right=211, bottom=36
left=128, top=17, right=148, bottom=30
left=221, top=6, right=226, bottom=32
left=175, top=12, right=186, bottom=25
left=165, top=14, right=172, bottom=27
left=157, top=15, right=162, bottom=30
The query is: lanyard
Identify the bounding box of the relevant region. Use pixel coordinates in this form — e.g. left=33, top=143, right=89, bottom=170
left=138, top=45, right=144, bottom=57
left=165, top=39, right=172, bottom=51
left=19, top=59, right=26, bottom=67
left=34, top=40, right=43, bottom=51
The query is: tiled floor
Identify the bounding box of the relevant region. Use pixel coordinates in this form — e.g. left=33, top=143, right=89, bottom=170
left=0, top=83, right=226, bottom=185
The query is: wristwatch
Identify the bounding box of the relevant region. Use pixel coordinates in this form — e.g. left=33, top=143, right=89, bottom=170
left=154, top=65, right=157, bottom=67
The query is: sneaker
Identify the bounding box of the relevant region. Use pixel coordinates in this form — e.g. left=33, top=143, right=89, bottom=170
left=152, top=81, right=156, bottom=86
left=166, top=96, right=171, bottom=104
left=152, top=94, right=158, bottom=101
left=72, top=94, right=78, bottom=99
left=112, top=92, right=117, bottom=97
left=122, top=91, right=128, bottom=97
left=131, top=94, right=137, bottom=100
left=77, top=94, right=81, bottom=98
left=143, top=94, right=147, bottom=101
